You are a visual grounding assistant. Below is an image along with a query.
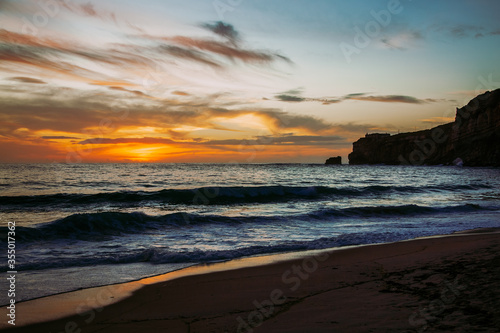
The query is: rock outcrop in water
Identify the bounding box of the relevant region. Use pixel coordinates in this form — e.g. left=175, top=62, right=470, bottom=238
left=325, top=156, right=342, bottom=165
left=348, top=89, right=500, bottom=166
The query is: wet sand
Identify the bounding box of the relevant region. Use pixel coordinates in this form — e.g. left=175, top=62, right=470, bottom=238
left=2, top=228, right=500, bottom=332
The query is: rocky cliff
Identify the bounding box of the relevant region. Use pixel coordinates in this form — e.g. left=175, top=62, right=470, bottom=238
left=348, top=89, right=500, bottom=166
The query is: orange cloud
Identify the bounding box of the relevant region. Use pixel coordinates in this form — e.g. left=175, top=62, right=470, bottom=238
left=168, top=36, right=289, bottom=64
left=172, top=91, right=191, bottom=96
left=90, top=81, right=137, bottom=87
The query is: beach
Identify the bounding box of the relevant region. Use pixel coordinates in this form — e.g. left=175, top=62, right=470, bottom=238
left=3, top=228, right=500, bottom=332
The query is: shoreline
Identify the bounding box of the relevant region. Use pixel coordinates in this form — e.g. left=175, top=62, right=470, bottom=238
left=0, top=230, right=481, bottom=306
left=2, top=227, right=500, bottom=332
left=6, top=226, right=497, bottom=307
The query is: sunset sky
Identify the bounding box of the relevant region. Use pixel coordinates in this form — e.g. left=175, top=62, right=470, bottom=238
left=1, top=0, right=499, bottom=163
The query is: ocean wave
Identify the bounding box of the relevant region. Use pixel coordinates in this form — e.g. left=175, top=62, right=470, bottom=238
left=308, top=203, right=484, bottom=219
left=2, top=203, right=488, bottom=244
left=5, top=232, right=416, bottom=271
left=0, top=184, right=493, bottom=209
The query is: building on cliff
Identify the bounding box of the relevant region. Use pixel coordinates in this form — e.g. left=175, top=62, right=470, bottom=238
left=348, top=89, right=500, bottom=167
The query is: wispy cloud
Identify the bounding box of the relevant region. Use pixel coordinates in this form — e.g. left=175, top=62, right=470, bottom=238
left=7, top=76, right=47, bottom=84
left=56, top=0, right=119, bottom=24
left=430, top=24, right=500, bottom=39
left=364, top=21, right=500, bottom=52
left=0, top=28, right=150, bottom=85
left=274, top=91, right=436, bottom=105
left=108, top=86, right=150, bottom=97
left=0, top=4, right=291, bottom=89
left=77, top=135, right=347, bottom=147
left=274, top=88, right=340, bottom=104
left=154, top=35, right=291, bottom=66
left=379, top=31, right=424, bottom=50
left=159, top=45, right=222, bottom=68
left=347, top=94, right=428, bottom=104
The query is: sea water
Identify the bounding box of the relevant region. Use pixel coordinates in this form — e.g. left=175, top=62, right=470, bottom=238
left=1, top=163, right=499, bottom=303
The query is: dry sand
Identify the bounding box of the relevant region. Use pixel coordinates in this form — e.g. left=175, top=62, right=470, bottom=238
left=2, top=228, right=500, bottom=332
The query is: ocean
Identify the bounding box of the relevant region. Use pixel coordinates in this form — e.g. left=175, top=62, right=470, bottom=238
left=1, top=163, right=499, bottom=304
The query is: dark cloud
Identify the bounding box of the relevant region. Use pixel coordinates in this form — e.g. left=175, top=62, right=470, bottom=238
left=274, top=88, right=340, bottom=104
left=78, top=137, right=175, bottom=145
left=191, top=21, right=291, bottom=65
left=347, top=95, right=426, bottom=104
left=380, top=38, right=406, bottom=51
left=202, top=21, right=240, bottom=45
left=374, top=23, right=498, bottom=51
left=41, top=136, right=79, bottom=140
left=429, top=24, right=500, bottom=39
left=8, top=77, right=46, bottom=84
left=344, top=92, right=367, bottom=98
left=275, top=94, right=306, bottom=102
left=444, top=24, right=487, bottom=38
left=281, top=88, right=303, bottom=96
left=201, top=135, right=347, bottom=146
left=333, top=122, right=378, bottom=134
left=450, top=25, right=474, bottom=38
left=272, top=91, right=435, bottom=105
left=108, top=86, right=149, bottom=97
left=256, top=110, right=333, bottom=132
left=410, top=31, right=424, bottom=40
left=321, top=99, right=342, bottom=105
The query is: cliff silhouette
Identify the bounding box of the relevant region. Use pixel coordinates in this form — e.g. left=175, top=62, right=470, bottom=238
left=348, top=89, right=500, bottom=166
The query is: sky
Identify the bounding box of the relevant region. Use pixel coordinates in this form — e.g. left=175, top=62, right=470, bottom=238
left=0, top=0, right=499, bottom=163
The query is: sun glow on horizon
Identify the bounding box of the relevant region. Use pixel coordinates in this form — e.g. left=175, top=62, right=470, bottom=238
left=0, top=0, right=498, bottom=163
